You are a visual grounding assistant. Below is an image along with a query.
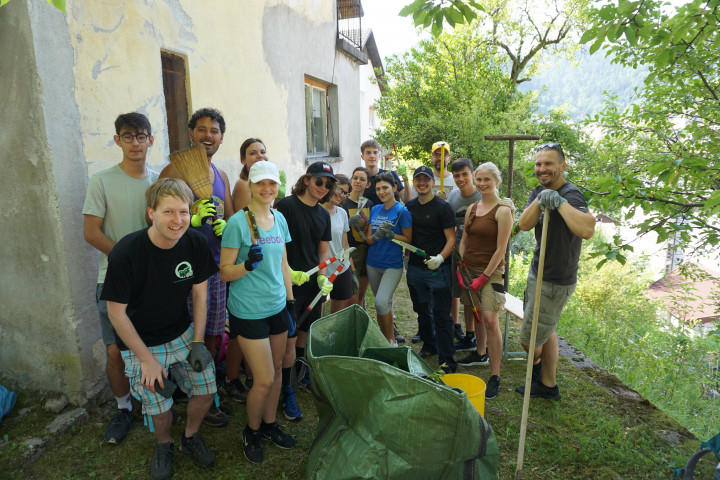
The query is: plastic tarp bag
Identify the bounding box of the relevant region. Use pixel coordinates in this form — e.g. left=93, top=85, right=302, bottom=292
left=0, top=384, right=17, bottom=425
left=306, top=305, right=499, bottom=480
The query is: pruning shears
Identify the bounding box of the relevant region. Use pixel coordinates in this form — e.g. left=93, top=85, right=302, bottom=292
left=453, top=247, right=483, bottom=324
left=391, top=239, right=427, bottom=259
left=304, top=247, right=356, bottom=276
left=297, top=261, right=345, bottom=325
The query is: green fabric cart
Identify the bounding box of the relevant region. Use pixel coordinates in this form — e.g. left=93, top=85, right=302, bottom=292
left=306, top=305, right=499, bottom=480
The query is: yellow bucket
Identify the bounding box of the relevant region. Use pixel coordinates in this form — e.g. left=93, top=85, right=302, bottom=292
left=442, top=373, right=486, bottom=417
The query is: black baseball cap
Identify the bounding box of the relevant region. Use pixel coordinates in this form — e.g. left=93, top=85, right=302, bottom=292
left=306, top=161, right=336, bottom=179
left=413, top=165, right=434, bottom=179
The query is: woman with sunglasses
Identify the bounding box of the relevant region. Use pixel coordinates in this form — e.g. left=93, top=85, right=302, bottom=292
left=342, top=167, right=374, bottom=308
left=219, top=161, right=296, bottom=464
left=365, top=172, right=412, bottom=345
left=320, top=174, right=357, bottom=313
left=457, top=162, right=514, bottom=400
left=232, top=138, right=268, bottom=212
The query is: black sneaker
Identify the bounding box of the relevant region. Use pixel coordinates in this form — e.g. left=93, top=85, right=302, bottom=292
left=411, top=331, right=421, bottom=343
left=104, top=408, right=133, bottom=444
left=485, top=375, right=500, bottom=399
left=454, top=336, right=477, bottom=352
left=418, top=349, right=437, bottom=358
left=150, top=442, right=174, bottom=480
left=394, top=325, right=406, bottom=343
left=181, top=432, right=216, bottom=468
left=453, top=323, right=465, bottom=340
left=221, top=378, right=248, bottom=403
left=515, top=382, right=561, bottom=400
left=259, top=421, right=297, bottom=449
left=242, top=426, right=264, bottom=464
left=202, top=405, right=229, bottom=428
left=458, top=351, right=490, bottom=366
left=440, top=363, right=457, bottom=374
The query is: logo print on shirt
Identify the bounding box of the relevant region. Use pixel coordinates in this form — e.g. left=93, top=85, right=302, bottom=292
left=175, top=261, right=194, bottom=280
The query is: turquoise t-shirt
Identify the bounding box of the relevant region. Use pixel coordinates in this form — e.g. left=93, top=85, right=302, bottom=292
left=222, top=210, right=291, bottom=319
left=367, top=202, right=412, bottom=270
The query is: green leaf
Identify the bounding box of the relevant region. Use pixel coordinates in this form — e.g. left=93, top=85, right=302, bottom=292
left=598, top=6, right=617, bottom=21
left=705, top=190, right=720, bottom=209
left=580, top=29, right=598, bottom=45
left=445, top=6, right=464, bottom=26
left=399, top=0, right=427, bottom=17
left=50, top=0, right=66, bottom=12
left=625, top=26, right=638, bottom=46
left=431, top=11, right=443, bottom=37
left=589, top=37, right=605, bottom=55
left=0, top=0, right=11, bottom=6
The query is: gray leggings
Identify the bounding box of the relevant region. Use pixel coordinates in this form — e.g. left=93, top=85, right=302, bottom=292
left=366, top=265, right=403, bottom=316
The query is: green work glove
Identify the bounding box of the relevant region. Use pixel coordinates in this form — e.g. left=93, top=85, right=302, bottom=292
left=191, top=199, right=216, bottom=227
left=351, top=270, right=359, bottom=294
left=537, top=189, right=567, bottom=211
left=277, top=170, right=287, bottom=199
left=187, top=341, right=212, bottom=372
left=498, top=197, right=515, bottom=210
left=212, top=218, right=226, bottom=238
left=290, top=268, right=310, bottom=286
left=317, top=274, right=334, bottom=296
left=396, top=164, right=408, bottom=180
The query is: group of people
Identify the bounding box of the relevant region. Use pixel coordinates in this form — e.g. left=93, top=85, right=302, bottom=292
left=82, top=108, right=594, bottom=479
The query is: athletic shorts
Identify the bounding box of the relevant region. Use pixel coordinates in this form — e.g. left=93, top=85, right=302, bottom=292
left=121, top=326, right=217, bottom=417
left=519, top=273, right=576, bottom=347
left=187, top=272, right=227, bottom=337
left=459, top=266, right=506, bottom=313
left=228, top=309, right=289, bottom=340
left=349, top=243, right=369, bottom=277
left=330, top=269, right=354, bottom=301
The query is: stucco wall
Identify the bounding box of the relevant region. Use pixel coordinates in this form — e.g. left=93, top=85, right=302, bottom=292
left=0, top=0, right=365, bottom=403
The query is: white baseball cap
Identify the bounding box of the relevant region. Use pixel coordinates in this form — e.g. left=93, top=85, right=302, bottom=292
left=249, top=161, right=280, bottom=184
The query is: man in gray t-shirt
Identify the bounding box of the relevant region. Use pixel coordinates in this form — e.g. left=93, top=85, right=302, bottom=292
left=82, top=112, right=158, bottom=444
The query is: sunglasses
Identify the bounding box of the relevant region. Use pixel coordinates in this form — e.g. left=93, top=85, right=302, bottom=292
left=314, top=178, right=333, bottom=189
left=537, top=142, right=564, bottom=152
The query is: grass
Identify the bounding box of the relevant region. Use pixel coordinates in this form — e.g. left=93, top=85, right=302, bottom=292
left=0, top=276, right=705, bottom=479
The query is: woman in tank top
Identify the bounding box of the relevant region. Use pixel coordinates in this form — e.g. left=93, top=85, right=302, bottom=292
left=457, top=162, right=514, bottom=399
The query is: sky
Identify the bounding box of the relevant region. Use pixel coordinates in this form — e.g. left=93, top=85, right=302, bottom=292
left=362, top=0, right=423, bottom=63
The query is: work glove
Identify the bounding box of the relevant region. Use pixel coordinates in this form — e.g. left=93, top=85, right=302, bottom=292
left=498, top=197, right=515, bottom=210
left=285, top=299, right=297, bottom=336
left=211, top=218, right=226, bottom=237
left=317, top=274, right=334, bottom=296
left=191, top=199, right=216, bottom=227
left=372, top=221, right=395, bottom=242
left=187, top=341, right=212, bottom=372
left=424, top=254, right=444, bottom=271
left=244, top=244, right=263, bottom=271
left=290, top=268, right=310, bottom=286
left=277, top=170, right=287, bottom=199
left=456, top=269, right=467, bottom=290
left=436, top=190, right=448, bottom=200
left=348, top=214, right=364, bottom=230
left=351, top=270, right=359, bottom=294
left=469, top=273, right=490, bottom=293
left=537, top=189, right=567, bottom=211
left=396, top=164, right=408, bottom=180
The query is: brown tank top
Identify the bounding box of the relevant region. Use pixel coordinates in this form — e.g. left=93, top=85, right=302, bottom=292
left=464, top=202, right=505, bottom=269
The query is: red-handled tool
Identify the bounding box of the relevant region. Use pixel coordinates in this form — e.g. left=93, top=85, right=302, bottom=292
left=453, top=247, right=483, bottom=324
left=297, top=262, right=345, bottom=326
left=303, top=247, right=355, bottom=276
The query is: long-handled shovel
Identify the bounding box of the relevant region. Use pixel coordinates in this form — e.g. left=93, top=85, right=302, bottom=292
left=515, top=208, right=550, bottom=480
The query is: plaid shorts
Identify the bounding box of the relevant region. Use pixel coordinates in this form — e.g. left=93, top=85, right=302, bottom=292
left=187, top=272, right=227, bottom=336
left=121, top=326, right=217, bottom=417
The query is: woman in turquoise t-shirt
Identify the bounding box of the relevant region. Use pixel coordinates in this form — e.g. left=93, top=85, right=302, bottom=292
left=219, top=161, right=296, bottom=464
left=365, top=172, right=412, bottom=345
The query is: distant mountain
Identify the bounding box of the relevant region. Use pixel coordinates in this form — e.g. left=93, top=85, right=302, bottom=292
left=520, top=47, right=648, bottom=120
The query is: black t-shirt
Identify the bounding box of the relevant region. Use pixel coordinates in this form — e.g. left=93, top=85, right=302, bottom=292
left=406, top=196, right=456, bottom=267
left=525, top=181, right=589, bottom=285
left=363, top=169, right=405, bottom=205
left=276, top=195, right=332, bottom=296
left=101, top=228, right=218, bottom=350
left=341, top=197, right=375, bottom=248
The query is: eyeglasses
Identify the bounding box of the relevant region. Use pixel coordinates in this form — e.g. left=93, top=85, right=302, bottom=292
left=335, top=189, right=349, bottom=197
left=119, top=133, right=149, bottom=143
left=314, top=178, right=333, bottom=189
left=537, top=142, right=563, bottom=152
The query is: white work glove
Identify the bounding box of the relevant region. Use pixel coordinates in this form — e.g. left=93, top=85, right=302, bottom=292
left=424, top=254, right=444, bottom=270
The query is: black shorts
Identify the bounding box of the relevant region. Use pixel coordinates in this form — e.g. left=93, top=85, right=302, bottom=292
left=294, top=294, right=325, bottom=335
left=330, top=269, right=354, bottom=301
left=228, top=309, right=289, bottom=340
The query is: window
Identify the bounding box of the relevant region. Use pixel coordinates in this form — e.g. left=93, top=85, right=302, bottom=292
left=161, top=51, right=190, bottom=153
left=305, top=80, right=328, bottom=156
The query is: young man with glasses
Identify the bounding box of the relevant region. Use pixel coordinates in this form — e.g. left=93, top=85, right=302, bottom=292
left=515, top=143, right=595, bottom=400
left=275, top=161, right=336, bottom=421
left=83, top=112, right=159, bottom=444
left=159, top=108, right=235, bottom=427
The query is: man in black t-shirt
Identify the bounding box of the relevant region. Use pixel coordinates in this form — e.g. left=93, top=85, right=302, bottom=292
left=405, top=166, right=458, bottom=372
left=516, top=144, right=595, bottom=401
left=101, top=179, right=219, bottom=480
left=360, top=139, right=412, bottom=204
left=275, top=161, right=335, bottom=421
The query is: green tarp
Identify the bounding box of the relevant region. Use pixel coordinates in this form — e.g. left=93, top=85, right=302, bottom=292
left=306, top=305, right=499, bottom=480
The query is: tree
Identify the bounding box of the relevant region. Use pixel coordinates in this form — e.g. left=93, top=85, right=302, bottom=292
left=576, top=0, right=720, bottom=264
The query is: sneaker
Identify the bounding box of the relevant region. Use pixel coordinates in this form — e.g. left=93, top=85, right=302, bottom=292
left=259, top=421, right=297, bottom=449
left=532, top=361, right=542, bottom=383
left=203, top=405, right=229, bottom=428
left=218, top=398, right=233, bottom=415
left=221, top=378, right=248, bottom=403
left=515, top=382, right=561, bottom=400
left=150, top=442, right=174, bottom=480
left=242, top=426, right=264, bottom=464
left=298, top=371, right=311, bottom=393
left=454, top=336, right=477, bottom=352
left=104, top=408, right=133, bottom=444
left=458, top=351, right=490, bottom=367
left=418, top=349, right=437, bottom=358
left=282, top=386, right=303, bottom=421
left=485, top=375, right=500, bottom=399
left=453, top=323, right=465, bottom=340
left=440, top=363, right=457, bottom=374
left=411, top=331, right=421, bottom=343
left=394, top=325, right=406, bottom=343
left=181, top=432, right=216, bottom=468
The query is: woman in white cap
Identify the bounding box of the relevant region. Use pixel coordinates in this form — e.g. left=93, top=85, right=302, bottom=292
left=219, top=161, right=296, bottom=464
